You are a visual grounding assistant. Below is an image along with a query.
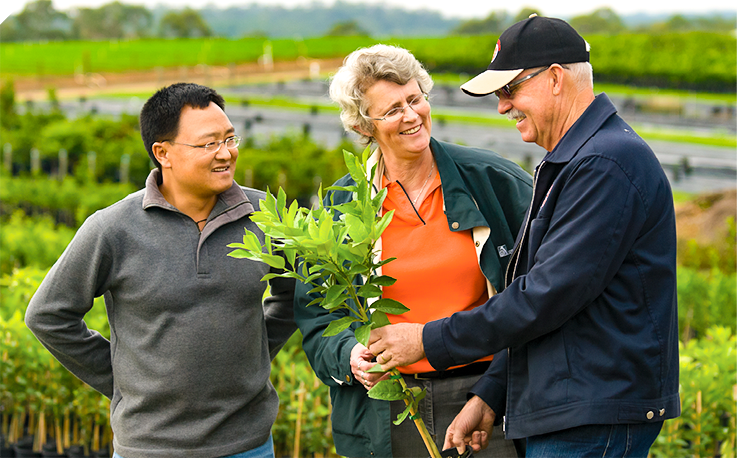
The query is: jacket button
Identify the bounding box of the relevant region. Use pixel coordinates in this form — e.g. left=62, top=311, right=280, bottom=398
left=452, top=222, right=460, bottom=229
left=345, top=375, right=351, bottom=383
left=659, top=408, right=666, bottom=416
left=475, top=241, right=480, bottom=247
left=646, top=411, right=654, bottom=420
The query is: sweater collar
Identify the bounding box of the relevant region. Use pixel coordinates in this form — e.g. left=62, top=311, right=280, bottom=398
left=142, top=169, right=253, bottom=217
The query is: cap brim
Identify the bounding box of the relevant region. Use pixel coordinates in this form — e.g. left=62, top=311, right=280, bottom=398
left=460, top=69, right=523, bottom=97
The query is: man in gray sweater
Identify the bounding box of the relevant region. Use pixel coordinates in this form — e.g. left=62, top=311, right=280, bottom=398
left=25, top=83, right=296, bottom=458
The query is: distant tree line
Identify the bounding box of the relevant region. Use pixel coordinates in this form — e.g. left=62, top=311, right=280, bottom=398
left=0, top=0, right=213, bottom=41
left=0, top=0, right=736, bottom=42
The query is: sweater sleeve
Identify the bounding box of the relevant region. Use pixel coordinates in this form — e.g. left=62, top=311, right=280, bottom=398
left=25, top=214, right=115, bottom=398
left=264, top=265, right=298, bottom=360
left=424, top=155, right=646, bottom=369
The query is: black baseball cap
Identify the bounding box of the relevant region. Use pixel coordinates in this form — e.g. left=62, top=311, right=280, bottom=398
left=461, top=15, right=590, bottom=97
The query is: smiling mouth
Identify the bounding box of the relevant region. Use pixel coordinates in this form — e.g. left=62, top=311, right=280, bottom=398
left=401, top=125, right=421, bottom=135
left=213, top=166, right=230, bottom=172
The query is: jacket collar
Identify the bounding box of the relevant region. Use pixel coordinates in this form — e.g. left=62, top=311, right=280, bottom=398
left=366, top=139, right=488, bottom=231
left=544, top=92, right=617, bottom=164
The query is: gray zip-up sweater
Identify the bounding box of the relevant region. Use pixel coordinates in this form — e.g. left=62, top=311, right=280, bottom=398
left=25, top=170, right=296, bottom=458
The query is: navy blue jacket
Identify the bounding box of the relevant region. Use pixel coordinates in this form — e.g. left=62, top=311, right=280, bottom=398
left=423, top=94, right=680, bottom=439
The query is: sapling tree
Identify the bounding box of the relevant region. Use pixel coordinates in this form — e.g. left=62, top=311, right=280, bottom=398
left=228, top=147, right=442, bottom=457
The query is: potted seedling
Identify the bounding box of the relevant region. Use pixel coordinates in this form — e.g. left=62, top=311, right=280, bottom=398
left=229, top=148, right=473, bottom=458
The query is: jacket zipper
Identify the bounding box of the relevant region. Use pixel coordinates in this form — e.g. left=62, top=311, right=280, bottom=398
left=502, top=161, right=544, bottom=438
left=505, top=161, right=545, bottom=286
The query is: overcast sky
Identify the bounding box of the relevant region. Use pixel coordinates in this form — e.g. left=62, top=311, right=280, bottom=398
left=1, top=0, right=740, bottom=23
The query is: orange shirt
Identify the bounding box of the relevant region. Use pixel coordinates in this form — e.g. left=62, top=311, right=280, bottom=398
left=380, top=171, right=492, bottom=374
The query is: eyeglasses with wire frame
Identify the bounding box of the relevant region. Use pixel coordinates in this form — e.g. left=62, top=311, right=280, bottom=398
left=362, top=92, right=429, bottom=122
left=494, top=66, right=550, bottom=99
left=167, top=135, right=242, bottom=154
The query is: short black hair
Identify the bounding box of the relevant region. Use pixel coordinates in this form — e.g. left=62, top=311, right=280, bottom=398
left=139, top=83, right=226, bottom=172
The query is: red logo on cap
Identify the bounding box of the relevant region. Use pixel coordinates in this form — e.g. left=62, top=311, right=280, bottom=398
left=492, top=40, right=501, bottom=62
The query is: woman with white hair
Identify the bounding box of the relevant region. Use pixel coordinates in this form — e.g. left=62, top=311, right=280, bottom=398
left=294, top=44, right=532, bottom=457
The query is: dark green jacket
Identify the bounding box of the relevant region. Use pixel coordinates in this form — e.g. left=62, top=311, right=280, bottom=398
left=294, top=138, right=532, bottom=456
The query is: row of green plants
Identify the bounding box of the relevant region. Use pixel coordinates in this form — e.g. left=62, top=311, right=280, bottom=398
left=1, top=267, right=112, bottom=458
left=0, top=181, right=737, bottom=456
left=0, top=31, right=736, bottom=91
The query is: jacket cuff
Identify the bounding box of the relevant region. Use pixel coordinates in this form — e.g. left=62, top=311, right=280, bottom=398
left=469, top=375, right=506, bottom=420
left=422, top=318, right=456, bottom=370
left=335, top=338, right=358, bottom=386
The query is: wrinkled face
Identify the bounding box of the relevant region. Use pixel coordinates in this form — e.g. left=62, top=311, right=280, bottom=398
left=361, top=78, right=432, bottom=160
left=159, top=102, right=237, bottom=200
left=496, top=67, right=554, bottom=150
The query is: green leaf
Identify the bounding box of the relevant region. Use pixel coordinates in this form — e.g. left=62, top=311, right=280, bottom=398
left=283, top=248, right=296, bottom=268
left=357, top=284, right=383, bottom=298
left=322, top=316, right=357, bottom=337
left=355, top=323, right=372, bottom=346
left=276, top=187, right=287, bottom=217
left=370, top=310, right=391, bottom=329
left=370, top=275, right=397, bottom=286
left=322, top=295, right=348, bottom=311
left=323, top=284, right=346, bottom=303
left=305, top=297, right=323, bottom=307
left=227, top=249, right=258, bottom=260
left=343, top=149, right=366, bottom=185
left=375, top=209, right=395, bottom=239
left=326, top=185, right=357, bottom=193
left=367, top=378, right=407, bottom=401
left=366, top=363, right=387, bottom=373
left=262, top=188, right=278, bottom=218
left=394, top=406, right=412, bottom=425
left=371, top=298, right=409, bottom=315
left=345, top=214, right=370, bottom=244
left=348, top=264, right=370, bottom=277
left=263, top=254, right=287, bottom=270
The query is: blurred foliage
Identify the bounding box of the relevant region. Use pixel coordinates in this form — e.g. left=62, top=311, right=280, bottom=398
left=449, top=11, right=509, bottom=36
left=72, top=2, right=152, bottom=40
left=0, top=211, right=75, bottom=275
left=651, top=327, right=736, bottom=458
left=324, top=20, right=370, bottom=37
left=159, top=8, right=213, bottom=38
left=1, top=2, right=735, bottom=42
left=570, top=7, right=625, bottom=35
left=1, top=267, right=111, bottom=456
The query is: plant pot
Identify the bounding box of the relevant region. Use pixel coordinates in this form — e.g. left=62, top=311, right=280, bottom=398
left=90, top=447, right=109, bottom=458
left=64, top=446, right=88, bottom=458
left=440, top=445, right=473, bottom=458
left=40, top=442, right=65, bottom=458
left=0, top=433, right=14, bottom=458
left=11, top=445, right=40, bottom=458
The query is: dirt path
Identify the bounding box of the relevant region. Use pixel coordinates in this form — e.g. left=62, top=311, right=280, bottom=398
left=12, top=57, right=345, bottom=101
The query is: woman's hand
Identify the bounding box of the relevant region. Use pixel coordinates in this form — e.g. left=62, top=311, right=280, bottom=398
left=350, top=343, right=389, bottom=390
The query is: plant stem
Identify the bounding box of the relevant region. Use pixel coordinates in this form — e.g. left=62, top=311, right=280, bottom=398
left=393, top=369, right=442, bottom=458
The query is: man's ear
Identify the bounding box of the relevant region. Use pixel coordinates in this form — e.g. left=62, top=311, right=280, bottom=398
left=152, top=142, right=171, bottom=169
left=550, top=64, right=564, bottom=96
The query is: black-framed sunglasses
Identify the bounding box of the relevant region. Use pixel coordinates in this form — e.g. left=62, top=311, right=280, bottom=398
left=167, top=135, right=242, bottom=154
left=494, top=66, right=550, bottom=99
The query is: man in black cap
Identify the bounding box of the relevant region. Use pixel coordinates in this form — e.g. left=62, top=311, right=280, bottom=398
left=368, top=15, right=680, bottom=456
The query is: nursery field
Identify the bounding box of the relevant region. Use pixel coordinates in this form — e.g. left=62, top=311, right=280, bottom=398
left=0, top=31, right=737, bottom=92
left=0, top=98, right=737, bottom=456
left=0, top=27, right=737, bottom=455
